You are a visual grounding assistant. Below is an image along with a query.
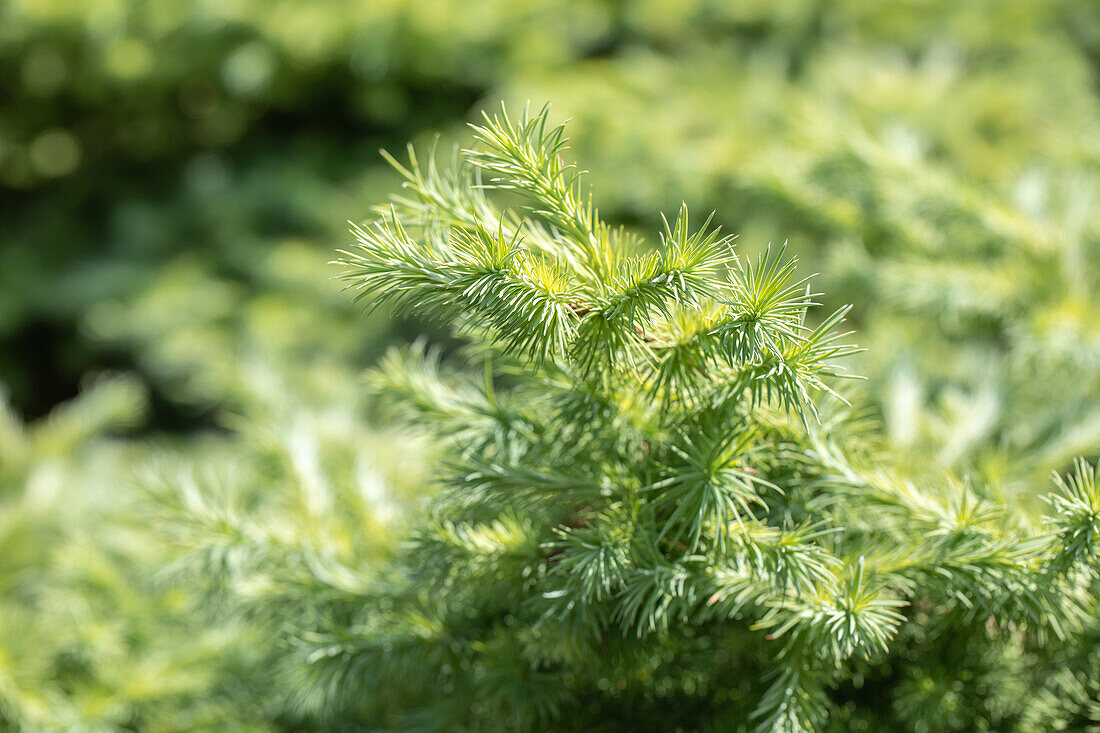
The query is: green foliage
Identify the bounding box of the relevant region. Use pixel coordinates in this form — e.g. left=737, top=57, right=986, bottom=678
left=2, top=0, right=1100, bottom=730
left=316, top=108, right=1098, bottom=730
left=0, top=0, right=606, bottom=415
left=1045, top=459, right=1100, bottom=575
left=0, top=379, right=266, bottom=731
left=493, top=0, right=1100, bottom=494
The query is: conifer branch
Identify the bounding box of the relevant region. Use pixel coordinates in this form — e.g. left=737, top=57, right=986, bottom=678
left=327, top=105, right=1100, bottom=730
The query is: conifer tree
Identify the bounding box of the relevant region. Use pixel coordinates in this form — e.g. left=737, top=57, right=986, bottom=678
left=321, top=106, right=1100, bottom=731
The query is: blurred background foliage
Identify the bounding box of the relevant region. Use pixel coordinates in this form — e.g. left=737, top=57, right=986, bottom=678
left=1, top=0, right=1098, bottom=729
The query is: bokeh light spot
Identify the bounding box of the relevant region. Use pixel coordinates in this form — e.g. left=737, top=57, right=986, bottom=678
left=29, top=128, right=81, bottom=177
